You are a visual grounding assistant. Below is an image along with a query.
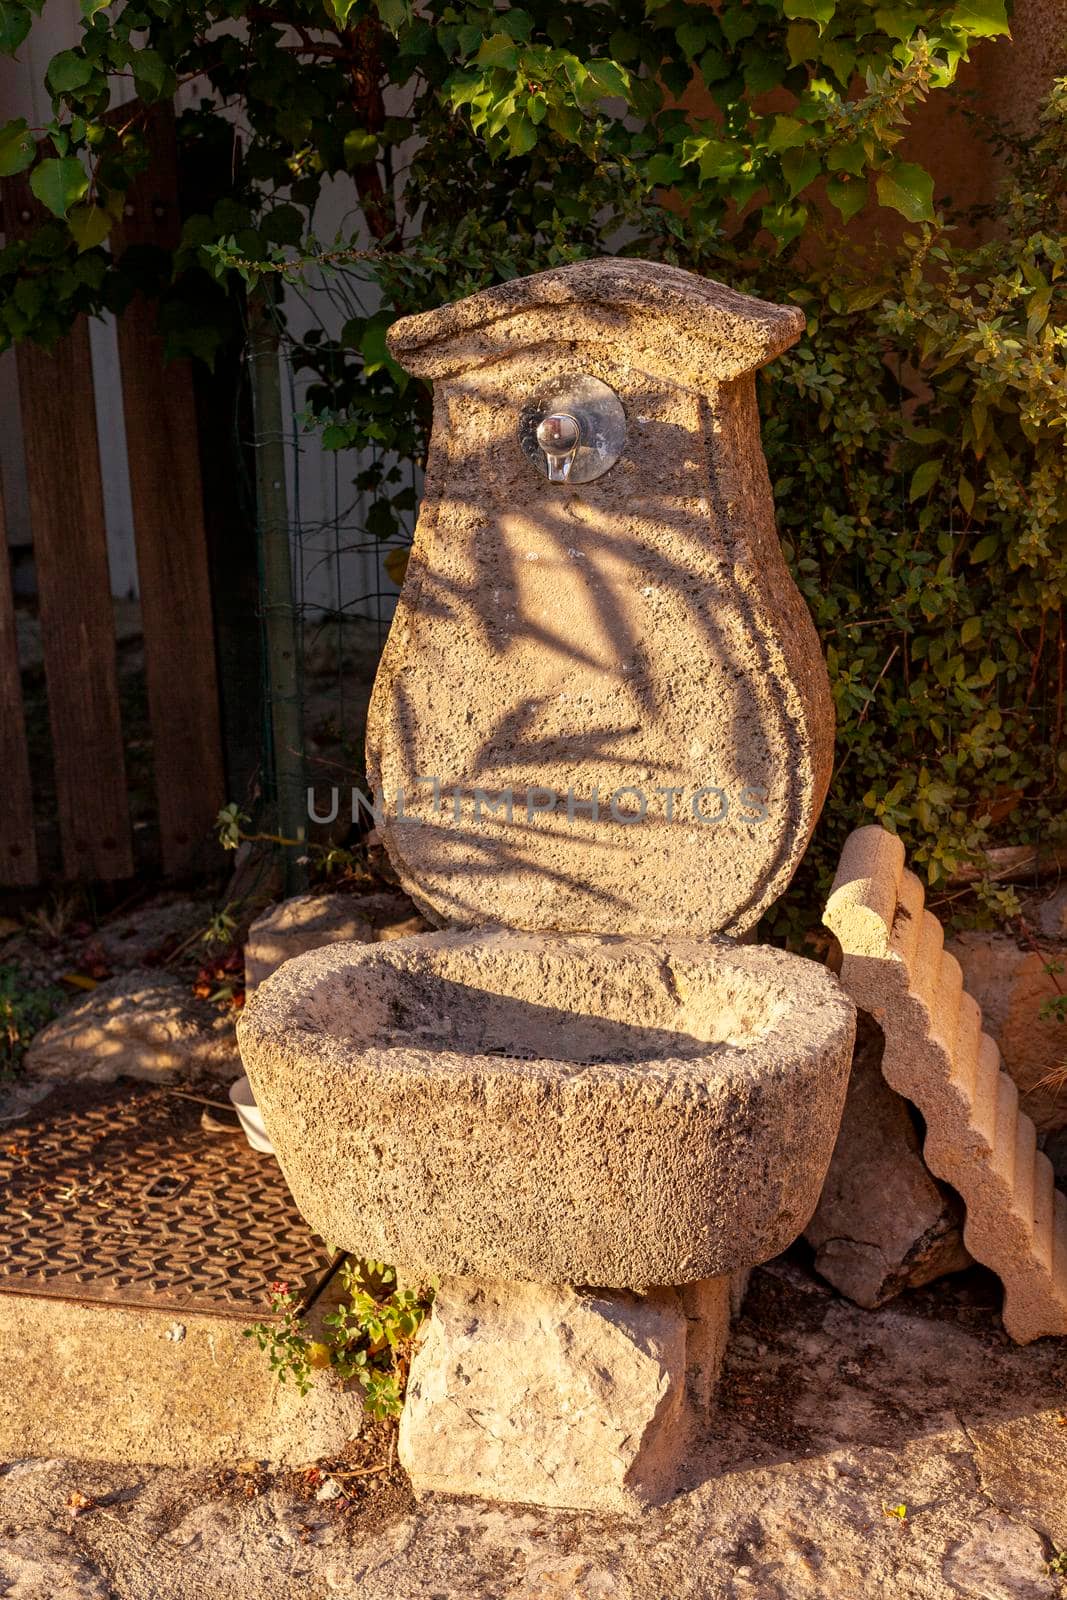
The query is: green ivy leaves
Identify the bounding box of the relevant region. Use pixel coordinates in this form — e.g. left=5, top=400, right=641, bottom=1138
left=948, top=0, right=1010, bottom=38
left=783, top=0, right=837, bottom=30
left=67, top=201, right=112, bottom=251
left=29, top=156, right=88, bottom=217
left=45, top=48, right=95, bottom=95
left=1, top=0, right=1018, bottom=275
left=448, top=31, right=634, bottom=163
left=475, top=32, right=520, bottom=70
left=876, top=161, right=936, bottom=221
left=0, top=118, right=34, bottom=175
left=0, top=0, right=38, bottom=55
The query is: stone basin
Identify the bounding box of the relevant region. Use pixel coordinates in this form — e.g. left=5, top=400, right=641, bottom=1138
left=237, top=929, right=856, bottom=1288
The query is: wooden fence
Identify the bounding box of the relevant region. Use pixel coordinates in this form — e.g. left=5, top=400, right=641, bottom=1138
left=0, top=105, right=225, bottom=887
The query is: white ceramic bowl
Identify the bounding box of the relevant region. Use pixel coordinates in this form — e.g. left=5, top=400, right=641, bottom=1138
left=228, top=1074, right=275, bottom=1155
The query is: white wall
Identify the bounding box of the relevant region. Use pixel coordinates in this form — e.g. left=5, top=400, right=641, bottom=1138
left=277, top=173, right=411, bottom=624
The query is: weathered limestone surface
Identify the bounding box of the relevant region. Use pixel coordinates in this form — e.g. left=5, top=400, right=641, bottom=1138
left=244, top=890, right=427, bottom=995
left=942, top=1511, right=1054, bottom=1600
left=386, top=259, right=805, bottom=383
left=680, top=1274, right=733, bottom=1414
left=0, top=1286, right=364, bottom=1468
left=805, top=1014, right=971, bottom=1307
left=4, top=1256, right=1067, bottom=1599
left=369, top=258, right=833, bottom=938
left=238, top=929, right=855, bottom=1288
left=24, top=969, right=238, bottom=1084
left=398, top=1275, right=736, bottom=1514
left=948, top=929, right=1067, bottom=1134
left=93, top=897, right=207, bottom=966
left=399, top=1277, right=695, bottom=1513
left=825, top=824, right=1067, bottom=1343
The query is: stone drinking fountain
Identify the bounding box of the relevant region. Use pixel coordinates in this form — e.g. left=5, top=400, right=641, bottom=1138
left=238, top=259, right=857, bottom=1513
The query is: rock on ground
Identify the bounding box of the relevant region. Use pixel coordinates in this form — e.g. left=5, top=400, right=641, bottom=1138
left=244, top=890, right=428, bottom=994
left=0, top=1529, right=113, bottom=1600
left=23, top=969, right=239, bottom=1085
left=399, top=1277, right=692, bottom=1512
left=942, top=1511, right=1055, bottom=1600
left=805, top=1013, right=971, bottom=1307
left=949, top=931, right=1067, bottom=1133
left=93, top=900, right=209, bottom=968
left=2, top=1255, right=1066, bottom=1600
left=1023, top=887, right=1067, bottom=943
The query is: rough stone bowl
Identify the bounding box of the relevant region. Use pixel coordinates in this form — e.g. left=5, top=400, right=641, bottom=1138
left=237, top=929, right=856, bottom=1288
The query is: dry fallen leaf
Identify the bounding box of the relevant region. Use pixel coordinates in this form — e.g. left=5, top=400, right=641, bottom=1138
left=383, top=548, right=409, bottom=587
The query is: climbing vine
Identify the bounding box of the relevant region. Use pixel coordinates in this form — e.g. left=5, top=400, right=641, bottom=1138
left=0, top=0, right=1010, bottom=355
left=760, top=87, right=1067, bottom=915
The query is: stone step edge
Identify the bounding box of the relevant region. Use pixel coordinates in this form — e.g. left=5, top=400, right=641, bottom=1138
left=824, top=824, right=1067, bottom=1345
left=0, top=1288, right=364, bottom=1466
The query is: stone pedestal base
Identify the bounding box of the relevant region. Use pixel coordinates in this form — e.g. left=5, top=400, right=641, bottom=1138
left=398, top=1274, right=732, bottom=1513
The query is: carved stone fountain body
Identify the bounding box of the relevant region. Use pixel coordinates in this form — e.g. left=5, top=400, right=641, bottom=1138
left=238, top=260, right=856, bottom=1513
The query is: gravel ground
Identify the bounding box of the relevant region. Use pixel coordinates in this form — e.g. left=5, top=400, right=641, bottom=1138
left=2, top=1254, right=1066, bottom=1600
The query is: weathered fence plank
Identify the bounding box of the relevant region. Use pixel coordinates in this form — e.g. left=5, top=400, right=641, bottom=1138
left=111, top=104, right=225, bottom=874
left=2, top=177, right=134, bottom=883
left=0, top=467, right=37, bottom=886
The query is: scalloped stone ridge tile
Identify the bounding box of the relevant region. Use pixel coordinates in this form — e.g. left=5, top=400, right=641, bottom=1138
left=824, top=823, right=1067, bottom=1344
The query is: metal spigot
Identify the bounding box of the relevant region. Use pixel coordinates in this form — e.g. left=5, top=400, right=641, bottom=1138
left=535, top=412, right=582, bottom=482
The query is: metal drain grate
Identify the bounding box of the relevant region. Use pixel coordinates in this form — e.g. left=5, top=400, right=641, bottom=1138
left=0, top=1079, right=332, bottom=1318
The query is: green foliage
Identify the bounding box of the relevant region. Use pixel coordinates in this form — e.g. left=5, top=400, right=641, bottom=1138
left=0, top=118, right=34, bottom=175
left=0, top=965, right=64, bottom=1074
left=202, top=903, right=239, bottom=948
left=755, top=87, right=1067, bottom=913
left=1040, top=960, right=1067, bottom=1027
left=245, top=1260, right=433, bottom=1417
left=215, top=803, right=369, bottom=884
left=0, top=0, right=1010, bottom=362
left=216, top=803, right=251, bottom=852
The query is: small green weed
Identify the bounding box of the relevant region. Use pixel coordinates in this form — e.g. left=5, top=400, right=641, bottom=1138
left=245, top=1259, right=433, bottom=1419
left=0, top=965, right=64, bottom=1075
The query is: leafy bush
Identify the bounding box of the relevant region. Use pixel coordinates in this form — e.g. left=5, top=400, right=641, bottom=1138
left=0, top=1, right=1009, bottom=353
left=758, top=86, right=1067, bottom=914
